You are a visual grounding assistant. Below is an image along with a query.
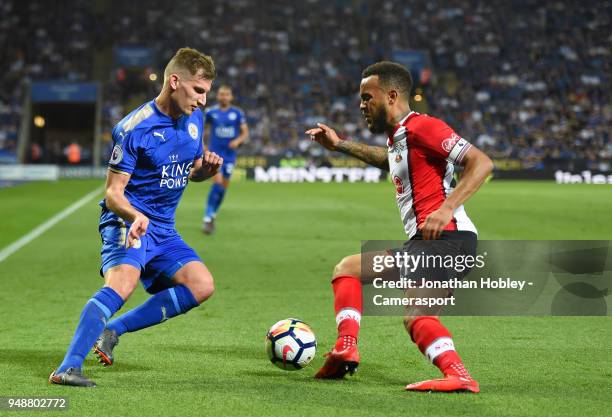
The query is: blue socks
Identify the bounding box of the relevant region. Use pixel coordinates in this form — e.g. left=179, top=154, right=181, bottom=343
left=204, top=183, right=227, bottom=220
left=57, top=287, right=124, bottom=373
left=106, top=284, right=199, bottom=336
left=57, top=285, right=198, bottom=372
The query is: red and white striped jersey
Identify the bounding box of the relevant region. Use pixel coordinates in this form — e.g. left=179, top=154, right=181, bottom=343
left=387, top=112, right=477, bottom=239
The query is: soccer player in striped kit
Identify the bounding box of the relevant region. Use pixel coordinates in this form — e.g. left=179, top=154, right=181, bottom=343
left=306, top=61, right=493, bottom=393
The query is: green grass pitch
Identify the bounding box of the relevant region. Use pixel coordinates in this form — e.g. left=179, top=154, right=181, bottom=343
left=0, top=179, right=610, bottom=416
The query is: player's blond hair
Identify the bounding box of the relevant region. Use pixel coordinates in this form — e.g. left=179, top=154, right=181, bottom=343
left=164, top=47, right=216, bottom=83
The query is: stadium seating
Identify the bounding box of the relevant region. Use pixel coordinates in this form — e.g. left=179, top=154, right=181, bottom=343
left=1, top=0, right=609, bottom=170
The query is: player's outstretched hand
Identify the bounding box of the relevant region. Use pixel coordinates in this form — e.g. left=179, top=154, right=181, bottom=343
left=127, top=213, right=149, bottom=248
left=305, top=123, right=343, bottom=151
left=419, top=206, right=454, bottom=240
left=201, top=150, right=224, bottom=180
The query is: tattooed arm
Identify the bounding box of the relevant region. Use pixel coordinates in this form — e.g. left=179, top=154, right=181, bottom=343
left=305, top=123, right=389, bottom=171
left=336, top=140, right=389, bottom=171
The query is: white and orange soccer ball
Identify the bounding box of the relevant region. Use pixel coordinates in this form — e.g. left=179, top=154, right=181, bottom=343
left=265, top=318, right=317, bottom=370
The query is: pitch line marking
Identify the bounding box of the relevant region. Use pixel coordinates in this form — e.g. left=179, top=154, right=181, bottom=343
left=0, top=185, right=105, bottom=263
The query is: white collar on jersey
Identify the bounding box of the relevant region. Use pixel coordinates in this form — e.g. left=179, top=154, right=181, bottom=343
left=388, top=111, right=417, bottom=146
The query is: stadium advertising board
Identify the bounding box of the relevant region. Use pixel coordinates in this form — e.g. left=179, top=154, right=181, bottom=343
left=554, top=170, right=612, bottom=184
left=114, top=46, right=154, bottom=67
left=240, top=157, right=612, bottom=183
left=252, top=166, right=384, bottom=183
left=2, top=162, right=611, bottom=184
left=0, top=164, right=59, bottom=181
left=31, top=82, right=98, bottom=103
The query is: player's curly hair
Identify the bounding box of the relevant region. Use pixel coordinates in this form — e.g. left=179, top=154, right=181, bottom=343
left=164, top=47, right=216, bottom=81
left=362, top=61, right=413, bottom=100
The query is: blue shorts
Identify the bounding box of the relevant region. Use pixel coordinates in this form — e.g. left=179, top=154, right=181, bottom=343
left=220, top=161, right=235, bottom=179
left=208, top=148, right=236, bottom=179
left=99, top=209, right=202, bottom=294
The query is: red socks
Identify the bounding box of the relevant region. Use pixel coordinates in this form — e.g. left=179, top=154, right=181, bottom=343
left=410, top=316, right=472, bottom=379
left=332, top=275, right=362, bottom=351
left=329, top=276, right=472, bottom=379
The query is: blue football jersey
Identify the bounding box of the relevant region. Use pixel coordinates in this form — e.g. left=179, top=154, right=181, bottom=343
left=101, top=100, right=204, bottom=227
left=205, top=105, right=245, bottom=161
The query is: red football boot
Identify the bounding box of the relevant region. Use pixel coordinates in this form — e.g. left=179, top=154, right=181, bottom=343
left=405, top=375, right=480, bottom=393
left=314, top=345, right=360, bottom=379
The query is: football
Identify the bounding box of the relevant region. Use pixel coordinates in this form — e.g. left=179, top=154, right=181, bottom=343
left=265, top=318, right=317, bottom=370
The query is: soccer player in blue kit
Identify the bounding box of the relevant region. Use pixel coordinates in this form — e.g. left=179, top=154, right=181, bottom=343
left=49, top=48, right=223, bottom=387
left=202, top=85, right=249, bottom=234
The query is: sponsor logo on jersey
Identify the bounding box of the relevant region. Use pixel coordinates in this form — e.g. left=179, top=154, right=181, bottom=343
left=214, top=126, right=237, bottom=139
left=160, top=160, right=194, bottom=189
left=109, top=144, right=123, bottom=164
left=188, top=122, right=199, bottom=140
left=442, top=132, right=461, bottom=152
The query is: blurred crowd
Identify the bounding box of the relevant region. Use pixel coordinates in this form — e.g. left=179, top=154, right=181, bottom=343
left=1, top=0, right=610, bottom=170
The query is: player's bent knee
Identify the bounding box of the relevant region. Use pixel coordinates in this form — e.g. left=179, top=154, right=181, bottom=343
left=214, top=173, right=226, bottom=187
left=107, top=280, right=138, bottom=301
left=333, top=254, right=361, bottom=279
left=173, top=261, right=215, bottom=303
left=198, top=277, right=215, bottom=302
left=185, top=275, right=215, bottom=304
left=104, top=264, right=140, bottom=300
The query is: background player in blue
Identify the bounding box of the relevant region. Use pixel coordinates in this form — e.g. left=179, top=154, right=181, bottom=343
left=202, top=85, right=249, bottom=234
left=49, top=48, right=224, bottom=387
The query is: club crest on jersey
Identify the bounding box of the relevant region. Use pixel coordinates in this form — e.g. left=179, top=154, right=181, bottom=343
left=442, top=133, right=461, bottom=152
left=395, top=154, right=402, bottom=163
left=109, top=144, right=123, bottom=164
left=228, top=112, right=237, bottom=121
left=188, top=122, right=199, bottom=140
left=393, top=175, right=404, bottom=194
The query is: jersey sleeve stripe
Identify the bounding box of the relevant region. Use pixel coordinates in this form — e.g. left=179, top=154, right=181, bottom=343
left=122, top=104, right=154, bottom=132
left=455, top=142, right=472, bottom=163
left=108, top=167, right=131, bottom=176
left=447, top=138, right=472, bottom=164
